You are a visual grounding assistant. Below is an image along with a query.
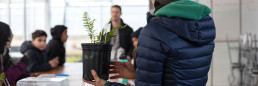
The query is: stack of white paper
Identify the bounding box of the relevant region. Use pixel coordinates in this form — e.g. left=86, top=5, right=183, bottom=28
left=17, top=76, right=69, bottom=86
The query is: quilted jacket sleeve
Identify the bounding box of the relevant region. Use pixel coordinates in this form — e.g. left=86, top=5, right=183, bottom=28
left=135, top=23, right=170, bottom=86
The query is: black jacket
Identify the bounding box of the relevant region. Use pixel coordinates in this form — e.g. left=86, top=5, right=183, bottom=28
left=46, top=39, right=65, bottom=65
left=20, top=41, right=51, bottom=73
left=46, top=25, right=66, bottom=66
left=110, top=19, right=134, bottom=57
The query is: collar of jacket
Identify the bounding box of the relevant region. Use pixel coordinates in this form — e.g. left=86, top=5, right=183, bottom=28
left=110, top=19, right=127, bottom=29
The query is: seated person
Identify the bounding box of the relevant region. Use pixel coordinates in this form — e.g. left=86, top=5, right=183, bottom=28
left=131, top=27, right=142, bottom=69
left=0, top=21, right=30, bottom=84
left=46, top=25, right=68, bottom=66
left=20, top=30, right=59, bottom=73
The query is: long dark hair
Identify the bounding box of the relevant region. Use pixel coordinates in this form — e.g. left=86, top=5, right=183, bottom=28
left=0, top=21, right=12, bottom=71
left=0, top=22, right=11, bottom=54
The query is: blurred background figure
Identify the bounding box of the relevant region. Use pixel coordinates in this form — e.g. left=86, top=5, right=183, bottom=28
left=0, top=21, right=30, bottom=84
left=20, top=30, right=59, bottom=73
left=46, top=25, right=68, bottom=66
left=131, top=27, right=142, bottom=69
left=109, top=5, right=134, bottom=61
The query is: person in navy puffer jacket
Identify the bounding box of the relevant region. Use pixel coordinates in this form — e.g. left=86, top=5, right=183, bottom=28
left=83, top=0, right=216, bottom=86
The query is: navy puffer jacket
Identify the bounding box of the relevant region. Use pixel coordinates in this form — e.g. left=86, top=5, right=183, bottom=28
left=134, top=12, right=216, bottom=86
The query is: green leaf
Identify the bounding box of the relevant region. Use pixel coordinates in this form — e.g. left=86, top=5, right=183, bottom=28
left=0, top=72, right=5, bottom=84
left=83, top=11, right=127, bottom=44
left=83, top=12, right=96, bottom=43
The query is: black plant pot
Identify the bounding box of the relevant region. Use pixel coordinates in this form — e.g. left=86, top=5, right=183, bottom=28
left=81, top=43, right=112, bottom=81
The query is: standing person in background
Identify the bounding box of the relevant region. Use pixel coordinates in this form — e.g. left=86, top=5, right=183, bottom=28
left=20, top=30, right=59, bottom=73
left=109, top=5, right=134, bottom=60
left=46, top=25, right=68, bottom=66
left=83, top=0, right=216, bottom=86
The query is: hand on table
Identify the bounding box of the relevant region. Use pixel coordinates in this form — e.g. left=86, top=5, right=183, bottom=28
left=49, top=57, right=59, bottom=68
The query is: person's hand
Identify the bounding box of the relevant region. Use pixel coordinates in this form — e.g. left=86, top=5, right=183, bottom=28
left=54, top=56, right=59, bottom=64
left=24, top=53, right=28, bottom=58
left=109, top=57, right=135, bottom=79
left=82, top=70, right=106, bottom=86
left=127, top=56, right=131, bottom=60
left=48, top=57, right=59, bottom=68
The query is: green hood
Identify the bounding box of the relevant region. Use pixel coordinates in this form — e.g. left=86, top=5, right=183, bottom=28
left=154, top=0, right=211, bottom=20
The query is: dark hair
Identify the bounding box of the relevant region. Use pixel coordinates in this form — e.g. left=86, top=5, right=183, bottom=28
left=32, top=30, right=47, bottom=40
left=111, top=5, right=122, bottom=13
left=0, top=21, right=11, bottom=54
left=51, top=25, right=67, bottom=40
left=53, top=25, right=67, bottom=30
left=154, top=0, right=178, bottom=13
left=131, top=27, right=143, bottom=38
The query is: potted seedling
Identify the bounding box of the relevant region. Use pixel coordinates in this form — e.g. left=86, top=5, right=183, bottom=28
left=82, top=12, right=126, bottom=81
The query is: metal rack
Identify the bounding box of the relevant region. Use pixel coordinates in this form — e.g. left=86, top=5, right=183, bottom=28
left=228, top=33, right=258, bottom=86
